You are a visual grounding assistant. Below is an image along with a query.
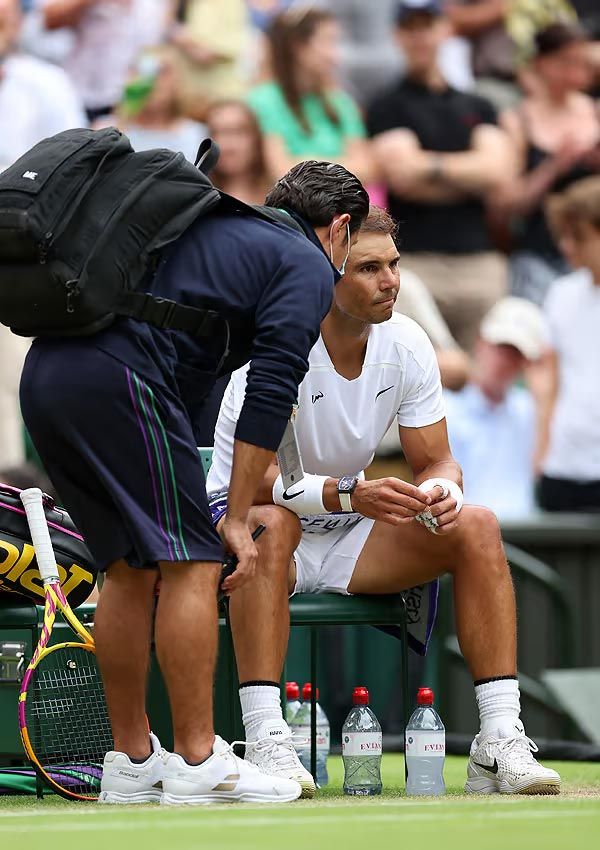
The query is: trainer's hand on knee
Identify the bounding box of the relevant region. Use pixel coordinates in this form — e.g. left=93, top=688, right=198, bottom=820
left=219, top=516, right=258, bottom=593
left=422, top=487, right=459, bottom=535
left=353, top=478, right=431, bottom=526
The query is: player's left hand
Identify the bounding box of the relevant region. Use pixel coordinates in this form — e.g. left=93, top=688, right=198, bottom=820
left=418, top=484, right=460, bottom=535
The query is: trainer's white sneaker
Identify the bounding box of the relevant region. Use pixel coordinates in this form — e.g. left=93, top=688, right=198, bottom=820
left=161, top=735, right=302, bottom=805
left=98, top=732, right=164, bottom=804
left=245, top=720, right=316, bottom=799
left=465, top=726, right=561, bottom=795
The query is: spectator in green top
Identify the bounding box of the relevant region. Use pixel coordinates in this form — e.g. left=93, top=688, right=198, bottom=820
left=247, top=5, right=376, bottom=183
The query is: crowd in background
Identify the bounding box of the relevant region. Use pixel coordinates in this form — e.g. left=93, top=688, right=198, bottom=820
left=1, top=0, right=600, bottom=519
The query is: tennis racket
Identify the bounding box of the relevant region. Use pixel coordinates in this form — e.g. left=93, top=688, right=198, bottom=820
left=18, top=488, right=113, bottom=801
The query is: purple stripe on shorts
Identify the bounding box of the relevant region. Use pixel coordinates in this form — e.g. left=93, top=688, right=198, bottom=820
left=134, top=375, right=181, bottom=560
left=126, top=368, right=174, bottom=559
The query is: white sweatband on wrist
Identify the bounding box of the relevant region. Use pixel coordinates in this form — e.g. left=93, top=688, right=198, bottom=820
left=418, top=478, right=464, bottom=513
left=415, top=478, right=464, bottom=535
left=272, top=473, right=329, bottom=516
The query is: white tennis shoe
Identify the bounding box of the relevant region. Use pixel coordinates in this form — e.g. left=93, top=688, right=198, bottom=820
left=161, top=735, right=302, bottom=805
left=245, top=720, right=316, bottom=799
left=465, top=725, right=561, bottom=795
left=98, top=732, right=164, bottom=804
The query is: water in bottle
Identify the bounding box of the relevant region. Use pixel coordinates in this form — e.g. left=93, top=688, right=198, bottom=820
left=405, top=687, right=445, bottom=796
left=289, top=683, right=330, bottom=786
left=285, top=681, right=301, bottom=723
left=342, top=686, right=382, bottom=795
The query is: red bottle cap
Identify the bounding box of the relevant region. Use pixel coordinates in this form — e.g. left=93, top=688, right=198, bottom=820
left=417, top=687, right=434, bottom=706
left=353, top=686, right=370, bottom=705
left=286, top=682, right=299, bottom=700
left=302, top=682, right=319, bottom=701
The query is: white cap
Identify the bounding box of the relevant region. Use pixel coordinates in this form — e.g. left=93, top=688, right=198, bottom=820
left=480, top=297, right=547, bottom=361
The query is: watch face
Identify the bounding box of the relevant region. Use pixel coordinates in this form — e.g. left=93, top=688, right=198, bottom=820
left=338, top=476, right=357, bottom=493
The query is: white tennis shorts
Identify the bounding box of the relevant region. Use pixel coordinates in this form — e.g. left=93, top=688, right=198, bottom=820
left=292, top=517, right=375, bottom=596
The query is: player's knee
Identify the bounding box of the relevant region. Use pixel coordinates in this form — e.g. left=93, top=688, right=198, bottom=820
left=248, top=504, right=302, bottom=554
left=458, top=506, right=506, bottom=568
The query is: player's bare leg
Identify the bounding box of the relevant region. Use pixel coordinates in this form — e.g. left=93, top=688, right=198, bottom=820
left=349, top=505, right=560, bottom=794
left=155, top=560, right=221, bottom=763
left=228, top=505, right=300, bottom=683
left=225, top=505, right=315, bottom=797
left=94, top=559, right=158, bottom=758
left=348, top=505, right=516, bottom=679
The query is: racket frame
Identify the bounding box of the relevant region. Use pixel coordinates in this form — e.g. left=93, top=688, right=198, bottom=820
left=18, top=489, right=103, bottom=801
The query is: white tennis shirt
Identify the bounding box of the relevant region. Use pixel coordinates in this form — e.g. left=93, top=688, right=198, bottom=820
left=207, top=313, right=445, bottom=526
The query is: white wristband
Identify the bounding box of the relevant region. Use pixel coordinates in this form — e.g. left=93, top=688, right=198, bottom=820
left=418, top=478, right=464, bottom=512
left=272, top=473, right=328, bottom=516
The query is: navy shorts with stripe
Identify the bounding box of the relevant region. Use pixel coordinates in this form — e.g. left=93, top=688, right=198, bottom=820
left=20, top=344, right=224, bottom=571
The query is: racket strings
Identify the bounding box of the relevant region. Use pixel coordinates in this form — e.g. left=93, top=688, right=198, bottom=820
left=26, top=646, right=113, bottom=797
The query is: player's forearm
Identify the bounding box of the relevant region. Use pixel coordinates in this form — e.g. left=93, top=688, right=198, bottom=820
left=227, top=439, right=275, bottom=521
left=413, top=460, right=463, bottom=492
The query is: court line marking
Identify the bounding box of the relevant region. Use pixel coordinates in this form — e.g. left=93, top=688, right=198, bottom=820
left=1, top=807, right=598, bottom=832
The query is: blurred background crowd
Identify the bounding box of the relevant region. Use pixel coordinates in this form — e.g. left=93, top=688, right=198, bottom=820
left=1, top=0, right=600, bottom=521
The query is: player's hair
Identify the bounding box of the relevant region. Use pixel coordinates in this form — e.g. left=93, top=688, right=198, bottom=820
left=266, top=8, right=339, bottom=134
left=265, top=160, right=370, bottom=233
left=360, top=206, right=399, bottom=241
left=546, top=176, right=600, bottom=234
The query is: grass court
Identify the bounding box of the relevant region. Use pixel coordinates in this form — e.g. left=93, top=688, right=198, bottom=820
left=1, top=754, right=599, bottom=850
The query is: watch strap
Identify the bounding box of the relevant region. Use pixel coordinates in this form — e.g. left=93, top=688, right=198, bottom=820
left=339, top=491, right=353, bottom=512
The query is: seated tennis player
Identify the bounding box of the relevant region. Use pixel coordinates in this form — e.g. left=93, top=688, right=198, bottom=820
left=206, top=207, right=561, bottom=798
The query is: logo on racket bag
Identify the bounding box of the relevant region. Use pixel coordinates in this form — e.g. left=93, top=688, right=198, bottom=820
left=0, top=537, right=94, bottom=603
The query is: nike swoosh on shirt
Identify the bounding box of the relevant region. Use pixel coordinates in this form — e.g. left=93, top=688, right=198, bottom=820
left=282, top=489, right=304, bottom=501
left=375, top=385, right=394, bottom=400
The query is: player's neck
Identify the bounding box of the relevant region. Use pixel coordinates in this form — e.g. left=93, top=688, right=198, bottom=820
left=321, top=310, right=370, bottom=380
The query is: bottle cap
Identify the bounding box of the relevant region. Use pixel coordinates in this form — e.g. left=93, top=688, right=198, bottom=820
left=286, top=681, right=299, bottom=700
left=353, top=686, right=369, bottom=705
left=417, top=687, right=434, bottom=706
left=302, top=682, right=319, bottom=701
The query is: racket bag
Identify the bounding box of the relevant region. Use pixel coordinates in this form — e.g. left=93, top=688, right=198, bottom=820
left=0, top=484, right=96, bottom=608
left=0, top=127, right=222, bottom=338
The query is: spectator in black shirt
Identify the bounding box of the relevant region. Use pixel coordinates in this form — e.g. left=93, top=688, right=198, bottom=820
left=367, top=0, right=516, bottom=351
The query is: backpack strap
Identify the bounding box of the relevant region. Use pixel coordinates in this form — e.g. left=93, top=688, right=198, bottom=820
left=116, top=291, right=222, bottom=337
left=195, top=139, right=221, bottom=175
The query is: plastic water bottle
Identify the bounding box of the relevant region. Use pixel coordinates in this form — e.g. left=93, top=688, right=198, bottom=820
left=290, top=683, right=330, bottom=786
left=342, top=686, right=382, bottom=795
left=285, top=681, right=301, bottom=723
left=405, top=687, right=445, bottom=796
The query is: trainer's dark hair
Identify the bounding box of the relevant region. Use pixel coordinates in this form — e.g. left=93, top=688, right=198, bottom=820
left=265, top=161, right=370, bottom=234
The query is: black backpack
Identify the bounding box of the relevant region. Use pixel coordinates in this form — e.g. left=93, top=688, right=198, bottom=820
left=0, top=127, right=224, bottom=338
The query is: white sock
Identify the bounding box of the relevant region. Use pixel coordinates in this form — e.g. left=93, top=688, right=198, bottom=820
left=239, top=684, right=287, bottom=742
left=475, top=678, right=522, bottom=739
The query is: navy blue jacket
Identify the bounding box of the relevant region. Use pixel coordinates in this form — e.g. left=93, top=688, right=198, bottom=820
left=73, top=211, right=336, bottom=452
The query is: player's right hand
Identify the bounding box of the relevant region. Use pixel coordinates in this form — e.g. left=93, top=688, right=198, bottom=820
left=352, top=477, right=431, bottom=526
left=219, top=515, right=258, bottom=593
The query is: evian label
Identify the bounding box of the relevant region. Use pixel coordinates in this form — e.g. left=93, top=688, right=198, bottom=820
left=294, top=725, right=330, bottom=751
left=405, top=731, right=445, bottom=757
left=342, top=732, right=382, bottom=757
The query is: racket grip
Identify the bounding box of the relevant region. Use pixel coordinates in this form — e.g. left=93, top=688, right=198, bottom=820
left=20, top=487, right=60, bottom=584
left=218, top=524, right=266, bottom=601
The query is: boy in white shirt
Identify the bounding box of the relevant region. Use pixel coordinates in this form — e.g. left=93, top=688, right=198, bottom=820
left=208, top=207, right=560, bottom=798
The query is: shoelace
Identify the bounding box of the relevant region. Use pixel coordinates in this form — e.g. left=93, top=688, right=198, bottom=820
left=492, top=734, right=539, bottom=765
left=245, top=736, right=303, bottom=771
